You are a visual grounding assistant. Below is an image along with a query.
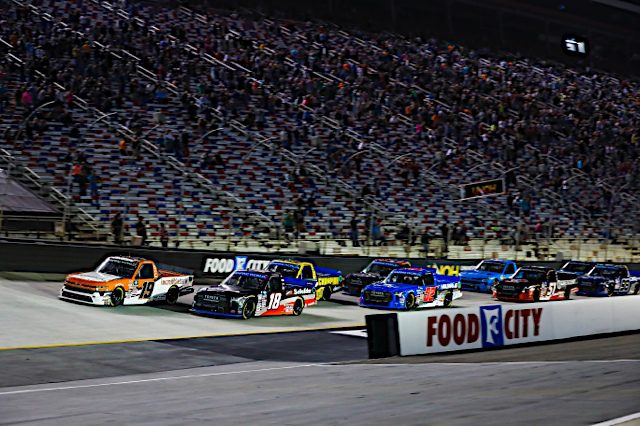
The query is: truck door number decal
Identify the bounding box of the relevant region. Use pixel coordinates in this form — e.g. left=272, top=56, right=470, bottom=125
left=423, top=287, right=437, bottom=302
left=140, top=282, right=155, bottom=299
left=268, top=293, right=282, bottom=309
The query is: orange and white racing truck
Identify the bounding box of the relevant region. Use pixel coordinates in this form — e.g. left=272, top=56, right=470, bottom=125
left=60, top=256, right=194, bottom=306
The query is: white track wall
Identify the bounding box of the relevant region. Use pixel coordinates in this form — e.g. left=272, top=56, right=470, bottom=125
left=395, top=297, right=640, bottom=356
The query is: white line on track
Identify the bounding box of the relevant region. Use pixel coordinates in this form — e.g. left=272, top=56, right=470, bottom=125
left=0, top=363, right=323, bottom=397
left=362, top=360, right=640, bottom=366
left=592, top=411, right=640, bottom=426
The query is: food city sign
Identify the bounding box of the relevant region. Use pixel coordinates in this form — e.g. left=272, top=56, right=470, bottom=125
left=393, top=298, right=640, bottom=355
left=201, top=255, right=271, bottom=276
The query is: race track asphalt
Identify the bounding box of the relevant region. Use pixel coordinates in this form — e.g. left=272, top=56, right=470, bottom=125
left=0, top=278, right=515, bottom=349
left=1, top=277, right=639, bottom=425
left=0, top=332, right=639, bottom=426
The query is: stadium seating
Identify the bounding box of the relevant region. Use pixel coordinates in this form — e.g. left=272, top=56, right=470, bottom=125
left=1, top=0, right=637, bottom=248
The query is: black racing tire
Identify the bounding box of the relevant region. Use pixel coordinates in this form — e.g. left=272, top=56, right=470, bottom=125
left=241, top=297, right=257, bottom=319
left=443, top=291, right=453, bottom=308
left=321, top=286, right=333, bottom=301
left=166, top=286, right=179, bottom=305
left=532, top=288, right=540, bottom=303
left=633, top=283, right=639, bottom=295
left=405, top=292, right=416, bottom=310
left=607, top=284, right=615, bottom=297
left=110, top=287, right=125, bottom=306
left=292, top=297, right=304, bottom=316
left=564, top=286, right=572, bottom=300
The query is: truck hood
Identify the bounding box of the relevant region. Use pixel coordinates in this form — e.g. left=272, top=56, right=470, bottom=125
left=499, top=278, right=531, bottom=290
left=556, top=270, right=583, bottom=280
left=198, top=284, right=254, bottom=297
left=346, top=272, right=383, bottom=283
left=364, top=282, right=415, bottom=293
left=67, top=271, right=121, bottom=283
left=459, top=270, right=502, bottom=280
left=577, top=276, right=607, bottom=285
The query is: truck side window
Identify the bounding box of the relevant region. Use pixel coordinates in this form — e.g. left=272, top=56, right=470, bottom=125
left=505, top=264, right=515, bottom=275
left=268, top=277, right=282, bottom=293
left=138, top=264, right=154, bottom=279
left=423, top=274, right=434, bottom=286
left=301, top=265, right=313, bottom=280
left=548, top=271, right=556, bottom=282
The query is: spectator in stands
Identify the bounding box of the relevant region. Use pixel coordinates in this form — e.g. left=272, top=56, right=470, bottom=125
left=350, top=215, right=359, bottom=247
left=118, top=138, right=127, bottom=157
left=372, top=220, right=386, bottom=246
left=111, top=213, right=123, bottom=244
left=282, top=212, right=294, bottom=240
left=294, top=209, right=305, bottom=239
left=421, top=229, right=430, bottom=258
left=136, top=215, right=148, bottom=246
left=441, top=222, right=449, bottom=253
left=160, top=223, right=169, bottom=249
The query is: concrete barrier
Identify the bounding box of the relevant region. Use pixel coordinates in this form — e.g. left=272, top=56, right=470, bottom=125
left=366, top=297, right=640, bottom=357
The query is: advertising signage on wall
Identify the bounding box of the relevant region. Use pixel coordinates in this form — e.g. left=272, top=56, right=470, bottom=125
left=460, top=178, right=505, bottom=200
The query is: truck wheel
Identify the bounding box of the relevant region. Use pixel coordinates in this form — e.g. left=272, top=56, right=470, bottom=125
left=633, top=284, right=639, bottom=295
left=110, top=287, right=125, bottom=306
left=532, top=289, right=540, bottom=303
left=322, top=286, right=333, bottom=301
left=564, top=287, right=571, bottom=300
left=443, top=291, right=453, bottom=308
left=607, top=285, right=615, bottom=297
left=292, top=297, right=304, bottom=316
left=166, top=286, right=179, bottom=305
left=405, top=293, right=416, bottom=310
left=242, top=298, right=257, bottom=320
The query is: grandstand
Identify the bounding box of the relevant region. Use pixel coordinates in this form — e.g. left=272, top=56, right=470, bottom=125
left=0, top=0, right=638, bottom=260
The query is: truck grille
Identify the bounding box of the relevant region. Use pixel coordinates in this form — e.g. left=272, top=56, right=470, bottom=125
left=460, top=278, right=485, bottom=289
left=579, top=283, right=599, bottom=292
left=61, top=291, right=93, bottom=303
left=363, top=290, right=392, bottom=305
left=195, top=294, right=228, bottom=311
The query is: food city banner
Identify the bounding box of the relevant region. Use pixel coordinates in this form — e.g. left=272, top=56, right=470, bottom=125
left=391, top=297, right=640, bottom=356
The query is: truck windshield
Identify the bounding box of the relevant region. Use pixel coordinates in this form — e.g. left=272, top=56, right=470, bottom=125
left=512, top=270, right=545, bottom=283
left=365, top=262, right=396, bottom=276
left=561, top=262, right=593, bottom=273
left=97, top=259, right=138, bottom=278
left=222, top=273, right=266, bottom=290
left=387, top=273, right=421, bottom=286
left=266, top=263, right=298, bottom=278
left=590, top=268, right=619, bottom=279
left=476, top=261, right=505, bottom=273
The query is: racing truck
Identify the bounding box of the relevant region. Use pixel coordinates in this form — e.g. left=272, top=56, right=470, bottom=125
left=342, top=259, right=411, bottom=296
left=60, top=256, right=194, bottom=306
left=576, top=264, right=640, bottom=296
left=458, top=259, right=517, bottom=293
left=493, top=266, right=569, bottom=302
left=556, top=260, right=597, bottom=294
left=265, top=259, right=342, bottom=301
left=191, top=270, right=316, bottom=319
left=360, top=267, right=461, bottom=310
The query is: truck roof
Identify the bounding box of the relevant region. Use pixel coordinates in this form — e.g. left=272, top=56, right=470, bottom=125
left=393, top=267, right=435, bottom=275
